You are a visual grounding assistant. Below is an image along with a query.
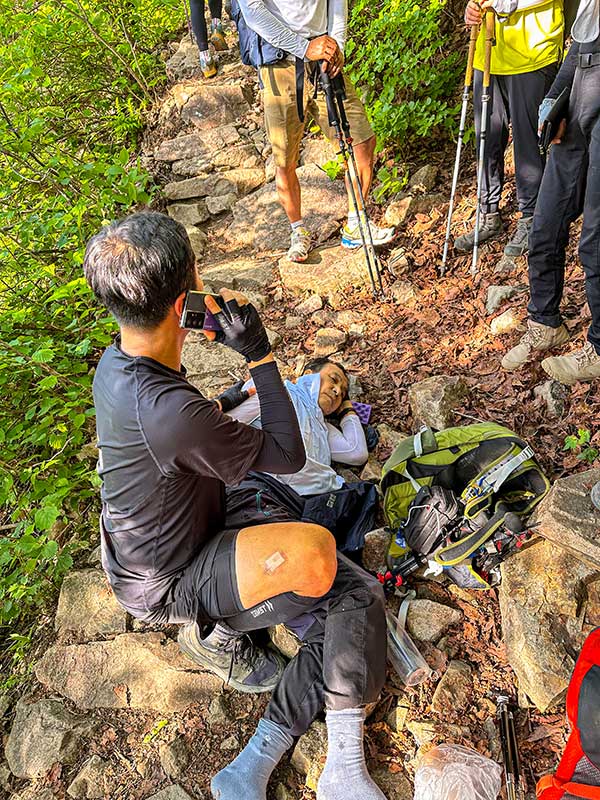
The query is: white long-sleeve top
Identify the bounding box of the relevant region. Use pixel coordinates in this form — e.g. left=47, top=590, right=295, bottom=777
left=228, top=376, right=368, bottom=495
left=237, top=0, right=348, bottom=60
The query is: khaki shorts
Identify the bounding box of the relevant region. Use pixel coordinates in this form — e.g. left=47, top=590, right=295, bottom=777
left=259, top=62, right=374, bottom=168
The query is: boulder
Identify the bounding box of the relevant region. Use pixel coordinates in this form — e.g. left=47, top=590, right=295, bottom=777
left=377, top=424, right=408, bottom=452
left=408, top=192, right=444, bottom=217
left=533, top=468, right=600, bottom=568
left=167, top=200, right=210, bottom=227
left=387, top=700, right=411, bottom=732
left=173, top=144, right=262, bottom=176
left=385, top=197, right=413, bottom=228
left=147, top=787, right=194, bottom=800
left=362, top=528, right=392, bottom=572
left=165, top=168, right=265, bottom=202
left=490, top=308, right=524, bottom=335
left=269, top=624, right=301, bottom=659
left=409, top=165, right=438, bottom=193
left=165, top=37, right=200, bottom=81
left=313, top=328, right=347, bottom=357
left=207, top=695, right=235, bottom=728
left=67, top=755, right=108, bottom=799
left=360, top=455, right=383, bottom=482
left=186, top=226, right=208, bottom=260
left=226, top=165, right=347, bottom=253
left=291, top=721, right=327, bottom=792
left=200, top=257, right=276, bottom=293
left=35, top=632, right=222, bottom=713
left=155, top=125, right=241, bottom=164
left=372, top=768, right=413, bottom=800
left=296, top=294, right=323, bottom=315
left=285, top=315, right=303, bottom=329
left=408, top=375, right=469, bottom=430
left=406, top=719, right=436, bottom=746
left=533, top=380, right=569, bottom=419
left=179, top=84, right=251, bottom=131
left=431, top=660, right=472, bottom=713
left=499, top=538, right=595, bottom=710
left=159, top=737, right=191, bottom=781
left=280, top=243, right=371, bottom=307
left=206, top=193, right=238, bottom=216
left=486, top=285, right=522, bottom=315
left=55, top=568, right=127, bottom=640
left=406, top=599, right=463, bottom=643
left=6, top=698, right=95, bottom=779
left=181, top=333, right=247, bottom=396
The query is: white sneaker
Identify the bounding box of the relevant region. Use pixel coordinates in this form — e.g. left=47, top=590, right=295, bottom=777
left=341, top=220, right=395, bottom=250
left=287, top=227, right=312, bottom=262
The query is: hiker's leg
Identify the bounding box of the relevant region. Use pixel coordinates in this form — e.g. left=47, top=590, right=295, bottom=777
left=506, top=64, right=557, bottom=217
left=578, top=85, right=600, bottom=352
left=473, top=70, right=508, bottom=214
left=189, top=0, right=209, bottom=51
left=527, top=94, right=588, bottom=327
left=261, top=64, right=306, bottom=223
left=212, top=554, right=387, bottom=800
left=208, top=0, right=222, bottom=19
left=347, top=135, right=376, bottom=212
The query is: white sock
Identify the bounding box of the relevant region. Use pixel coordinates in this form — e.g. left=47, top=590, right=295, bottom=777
left=291, top=219, right=305, bottom=232
left=199, top=48, right=210, bottom=59
left=317, top=709, right=385, bottom=800
left=347, top=212, right=359, bottom=229
left=212, top=17, right=221, bottom=27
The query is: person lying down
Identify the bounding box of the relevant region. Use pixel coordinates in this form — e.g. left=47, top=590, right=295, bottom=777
left=226, top=357, right=369, bottom=496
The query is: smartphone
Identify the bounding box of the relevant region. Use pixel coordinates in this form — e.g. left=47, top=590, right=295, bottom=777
left=180, top=291, right=222, bottom=331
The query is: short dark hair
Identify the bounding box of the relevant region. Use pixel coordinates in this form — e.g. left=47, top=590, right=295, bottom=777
left=83, top=211, right=196, bottom=329
left=303, top=358, right=350, bottom=398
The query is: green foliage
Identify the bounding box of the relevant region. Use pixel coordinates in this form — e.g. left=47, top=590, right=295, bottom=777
left=346, top=0, right=463, bottom=148
left=373, top=163, right=408, bottom=202
left=0, top=0, right=184, bottom=672
left=563, top=429, right=599, bottom=464
left=321, top=153, right=346, bottom=181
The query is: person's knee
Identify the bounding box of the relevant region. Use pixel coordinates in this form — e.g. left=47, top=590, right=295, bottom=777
left=275, top=163, right=297, bottom=185
left=291, top=523, right=337, bottom=597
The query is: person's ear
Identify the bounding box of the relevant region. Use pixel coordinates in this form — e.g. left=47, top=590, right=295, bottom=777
left=174, top=291, right=187, bottom=320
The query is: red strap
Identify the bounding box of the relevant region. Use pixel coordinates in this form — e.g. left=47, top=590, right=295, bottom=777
left=538, top=774, right=600, bottom=800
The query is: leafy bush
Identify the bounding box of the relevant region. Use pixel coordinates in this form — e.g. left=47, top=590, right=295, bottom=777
left=346, top=0, right=464, bottom=149
left=0, top=0, right=184, bottom=673
left=563, top=429, right=599, bottom=464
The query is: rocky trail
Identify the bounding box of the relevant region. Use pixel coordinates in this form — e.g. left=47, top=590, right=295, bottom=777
left=2, top=18, right=600, bottom=800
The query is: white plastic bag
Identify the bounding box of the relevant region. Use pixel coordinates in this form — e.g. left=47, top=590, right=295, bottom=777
left=413, top=744, right=502, bottom=800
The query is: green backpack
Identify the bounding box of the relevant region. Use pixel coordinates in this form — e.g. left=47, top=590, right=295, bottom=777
left=381, top=422, right=550, bottom=559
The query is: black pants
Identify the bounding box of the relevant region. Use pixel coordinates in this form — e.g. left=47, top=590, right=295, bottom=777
left=189, top=0, right=222, bottom=51
left=153, top=523, right=387, bottom=739
left=527, top=61, right=600, bottom=353
left=473, top=65, right=557, bottom=215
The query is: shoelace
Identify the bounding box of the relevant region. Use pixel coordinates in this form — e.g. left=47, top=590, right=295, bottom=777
left=225, top=633, right=259, bottom=685
left=510, top=220, right=530, bottom=246
left=521, top=325, right=545, bottom=348
left=574, top=341, right=598, bottom=366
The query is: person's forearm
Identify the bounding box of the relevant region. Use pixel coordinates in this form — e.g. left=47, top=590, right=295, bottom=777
left=547, top=41, right=579, bottom=99
left=327, top=415, right=368, bottom=465
left=328, top=0, right=348, bottom=52
left=251, top=361, right=306, bottom=473
left=238, top=0, right=310, bottom=59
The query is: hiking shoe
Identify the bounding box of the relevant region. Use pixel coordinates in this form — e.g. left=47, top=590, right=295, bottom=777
left=287, top=227, right=312, bottom=262
left=177, top=622, right=286, bottom=694
left=501, top=319, right=570, bottom=371
left=504, top=216, right=533, bottom=257
left=210, top=22, right=228, bottom=51
left=199, top=51, right=217, bottom=79
left=542, top=340, right=600, bottom=384
left=341, top=221, right=395, bottom=250
left=454, top=212, right=502, bottom=253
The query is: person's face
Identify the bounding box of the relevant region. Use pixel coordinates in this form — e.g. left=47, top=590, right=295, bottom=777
left=315, top=363, right=349, bottom=415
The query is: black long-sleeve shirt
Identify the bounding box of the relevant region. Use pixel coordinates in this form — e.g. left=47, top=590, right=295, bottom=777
left=548, top=31, right=600, bottom=99
left=93, top=338, right=305, bottom=613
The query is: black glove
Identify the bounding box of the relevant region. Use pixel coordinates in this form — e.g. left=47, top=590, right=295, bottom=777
left=215, top=380, right=251, bottom=413
left=213, top=298, right=271, bottom=363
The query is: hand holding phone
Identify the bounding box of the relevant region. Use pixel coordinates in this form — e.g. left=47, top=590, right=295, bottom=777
left=180, top=291, right=222, bottom=331
left=204, top=289, right=271, bottom=363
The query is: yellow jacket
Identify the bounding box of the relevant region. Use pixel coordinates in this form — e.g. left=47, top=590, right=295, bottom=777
left=474, top=0, right=564, bottom=75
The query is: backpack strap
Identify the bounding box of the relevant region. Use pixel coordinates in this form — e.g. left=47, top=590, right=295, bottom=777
left=461, top=444, right=534, bottom=505
left=538, top=774, right=600, bottom=799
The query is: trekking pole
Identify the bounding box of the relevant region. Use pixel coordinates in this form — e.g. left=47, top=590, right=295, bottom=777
left=319, top=64, right=384, bottom=297
left=472, top=7, right=495, bottom=275
left=497, top=695, right=525, bottom=800
left=440, top=23, right=480, bottom=276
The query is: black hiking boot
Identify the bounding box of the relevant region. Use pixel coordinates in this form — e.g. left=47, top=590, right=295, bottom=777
left=177, top=621, right=286, bottom=694
left=454, top=212, right=502, bottom=253
left=503, top=216, right=533, bottom=257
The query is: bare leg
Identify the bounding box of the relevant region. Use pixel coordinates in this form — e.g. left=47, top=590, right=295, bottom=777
left=235, top=521, right=337, bottom=609
left=275, top=164, right=302, bottom=223
left=346, top=135, right=375, bottom=215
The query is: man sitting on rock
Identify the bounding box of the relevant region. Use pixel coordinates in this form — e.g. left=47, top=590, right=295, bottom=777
left=237, top=0, right=394, bottom=262
left=84, top=211, right=388, bottom=800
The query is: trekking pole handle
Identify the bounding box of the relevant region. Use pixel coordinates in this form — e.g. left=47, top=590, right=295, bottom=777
left=483, top=8, right=495, bottom=90
left=465, top=22, right=480, bottom=88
